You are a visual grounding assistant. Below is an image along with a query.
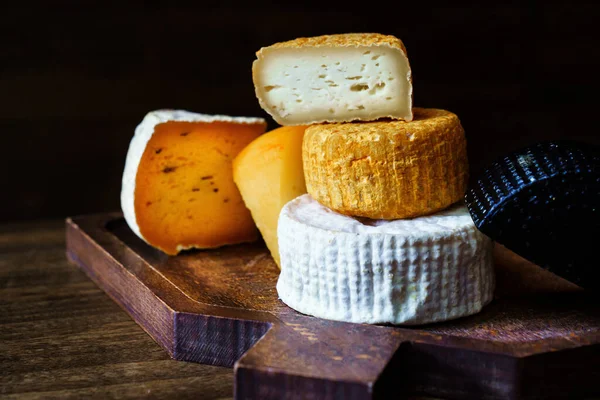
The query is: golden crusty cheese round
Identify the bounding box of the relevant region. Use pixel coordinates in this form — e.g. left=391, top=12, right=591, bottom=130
left=303, top=108, right=468, bottom=220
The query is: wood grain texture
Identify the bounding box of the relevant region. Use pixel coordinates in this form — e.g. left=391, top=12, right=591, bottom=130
left=65, top=214, right=600, bottom=400
left=0, top=219, right=234, bottom=399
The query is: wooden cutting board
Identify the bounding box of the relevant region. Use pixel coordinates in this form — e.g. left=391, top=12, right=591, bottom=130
left=65, top=213, right=600, bottom=400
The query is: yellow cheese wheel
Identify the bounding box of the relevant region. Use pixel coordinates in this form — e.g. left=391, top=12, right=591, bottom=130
left=233, top=125, right=307, bottom=267
left=303, top=108, right=468, bottom=219
left=121, top=110, right=267, bottom=255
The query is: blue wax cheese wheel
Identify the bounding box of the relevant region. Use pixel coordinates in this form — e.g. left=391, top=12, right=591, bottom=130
left=465, top=140, right=599, bottom=289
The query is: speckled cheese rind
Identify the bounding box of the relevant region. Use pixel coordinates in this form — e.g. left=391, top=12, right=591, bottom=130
left=303, top=108, right=468, bottom=220
left=277, top=195, right=495, bottom=325
left=253, top=33, right=413, bottom=125
left=120, top=109, right=266, bottom=242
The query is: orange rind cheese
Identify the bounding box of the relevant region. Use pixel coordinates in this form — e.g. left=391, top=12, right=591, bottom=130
left=121, top=110, right=267, bottom=255
left=303, top=108, right=469, bottom=219
left=233, top=125, right=307, bottom=267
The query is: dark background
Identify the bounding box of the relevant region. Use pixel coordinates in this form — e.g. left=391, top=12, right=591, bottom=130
left=2, top=1, right=599, bottom=223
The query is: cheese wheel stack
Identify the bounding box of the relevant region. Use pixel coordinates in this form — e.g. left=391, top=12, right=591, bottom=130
left=251, top=33, right=495, bottom=325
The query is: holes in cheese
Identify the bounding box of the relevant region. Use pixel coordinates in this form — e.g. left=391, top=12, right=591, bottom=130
left=303, top=108, right=469, bottom=220
left=252, top=33, right=412, bottom=125
left=232, top=125, right=307, bottom=268
left=121, top=110, right=267, bottom=255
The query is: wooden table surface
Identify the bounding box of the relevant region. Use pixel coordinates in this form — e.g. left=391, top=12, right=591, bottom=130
left=0, top=219, right=234, bottom=399
left=0, top=218, right=447, bottom=400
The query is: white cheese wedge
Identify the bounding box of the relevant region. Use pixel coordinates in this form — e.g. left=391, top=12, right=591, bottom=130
left=253, top=33, right=413, bottom=125
left=277, top=195, right=495, bottom=325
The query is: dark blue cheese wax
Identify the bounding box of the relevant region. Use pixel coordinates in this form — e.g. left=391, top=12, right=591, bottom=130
left=465, top=140, right=599, bottom=289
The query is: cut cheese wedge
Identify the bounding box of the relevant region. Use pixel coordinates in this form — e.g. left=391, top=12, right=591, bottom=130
left=277, top=194, right=495, bottom=325
left=121, top=109, right=266, bottom=255
left=233, top=125, right=308, bottom=268
left=253, top=33, right=413, bottom=125
left=303, top=108, right=468, bottom=219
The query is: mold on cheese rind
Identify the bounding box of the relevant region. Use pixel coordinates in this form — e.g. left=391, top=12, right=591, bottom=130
left=303, top=108, right=468, bottom=220
left=277, top=194, right=495, bottom=325
left=120, top=109, right=266, bottom=254
left=253, top=33, right=413, bottom=125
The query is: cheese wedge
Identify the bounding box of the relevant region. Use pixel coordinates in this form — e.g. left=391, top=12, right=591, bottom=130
left=277, top=195, right=495, bottom=325
left=303, top=108, right=468, bottom=219
left=121, top=110, right=266, bottom=255
left=253, top=33, right=413, bottom=125
left=233, top=125, right=307, bottom=267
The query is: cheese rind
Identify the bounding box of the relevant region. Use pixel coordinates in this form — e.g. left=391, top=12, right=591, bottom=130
left=253, top=33, right=413, bottom=125
left=232, top=125, right=308, bottom=267
left=121, top=109, right=266, bottom=254
left=303, top=108, right=468, bottom=219
left=466, top=140, right=600, bottom=289
left=277, top=194, right=495, bottom=325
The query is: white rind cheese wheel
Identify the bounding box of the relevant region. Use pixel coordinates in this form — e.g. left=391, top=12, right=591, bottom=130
left=277, top=195, right=495, bottom=325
